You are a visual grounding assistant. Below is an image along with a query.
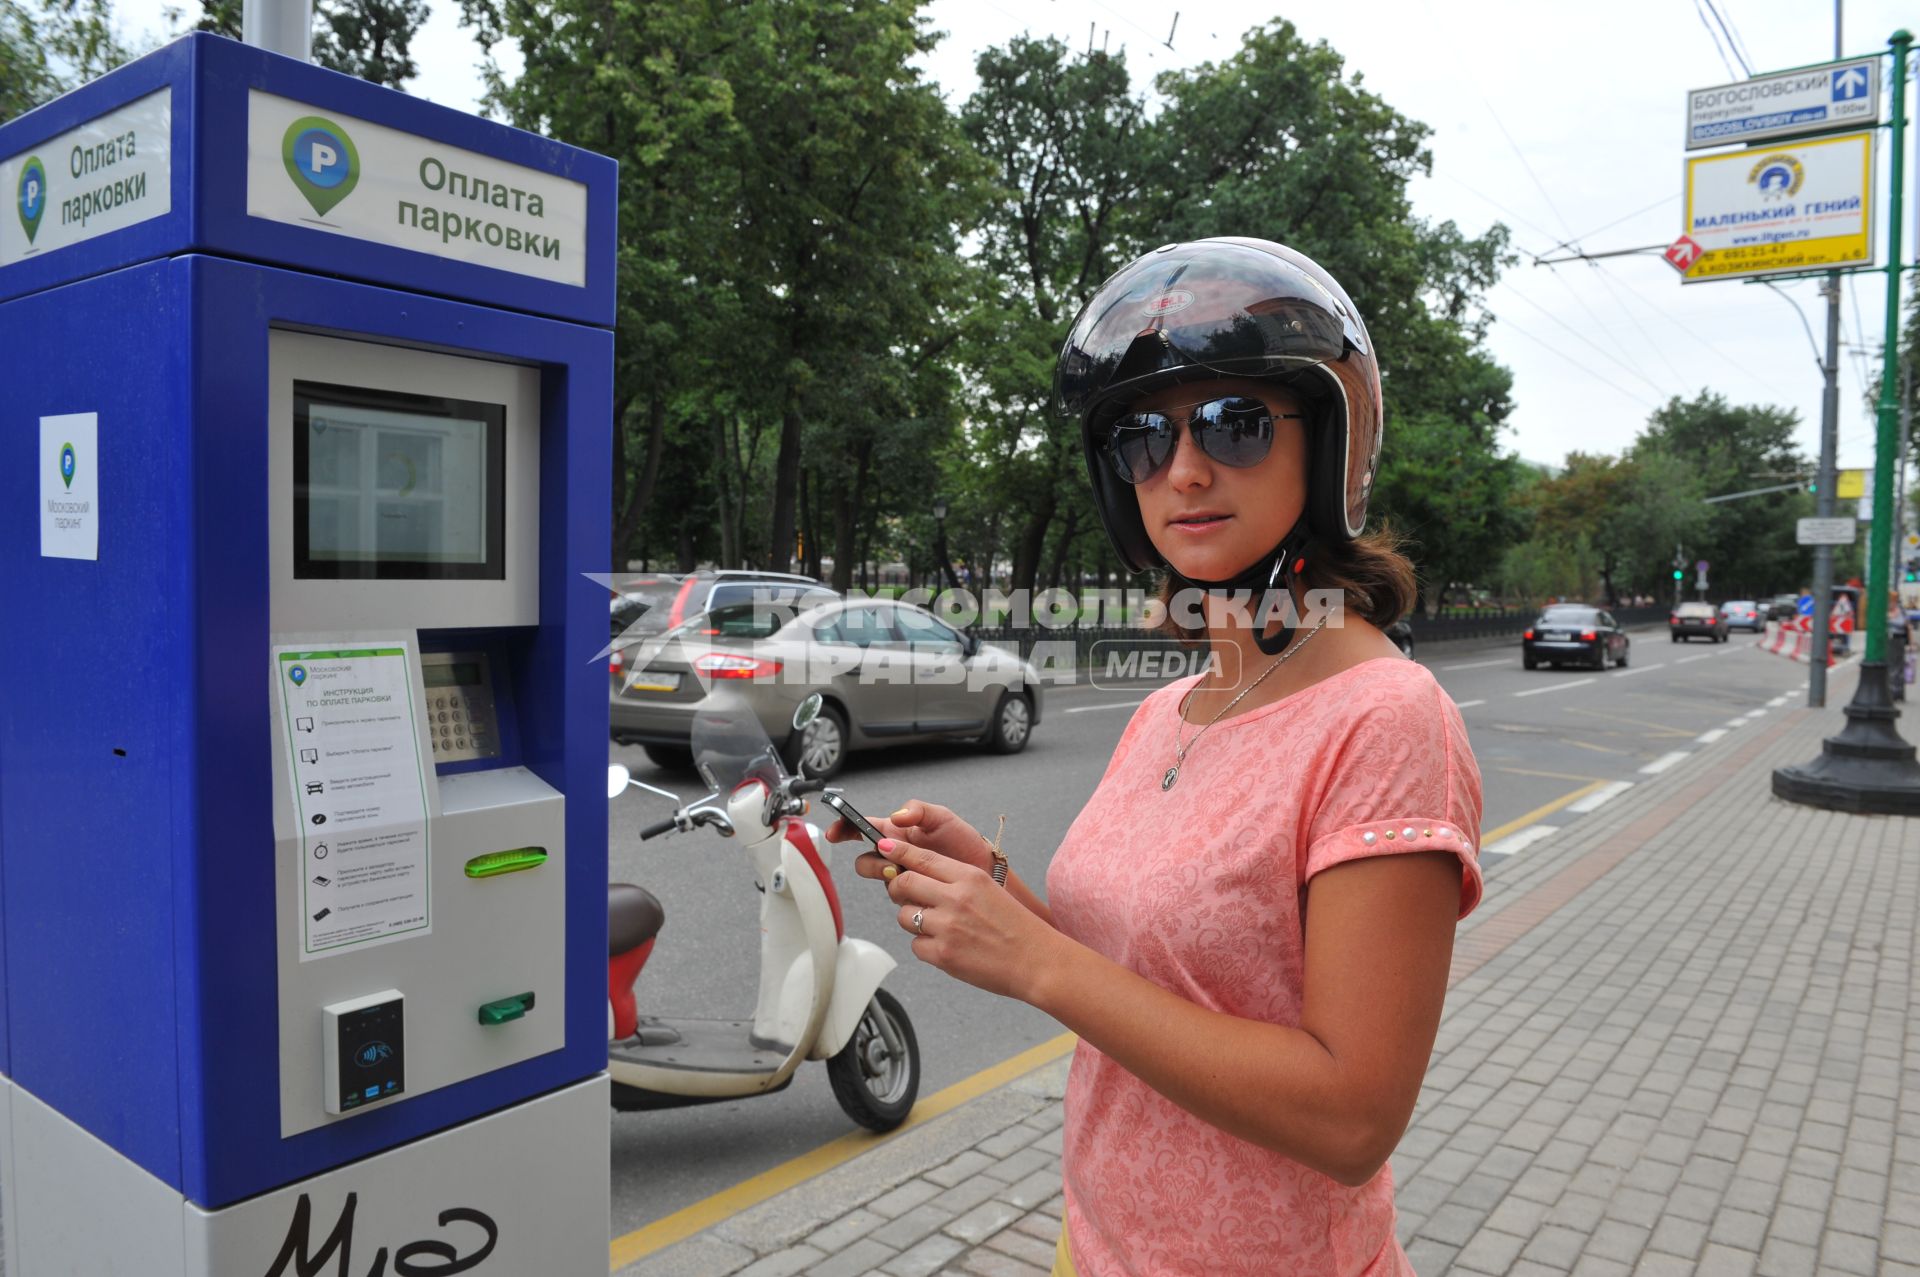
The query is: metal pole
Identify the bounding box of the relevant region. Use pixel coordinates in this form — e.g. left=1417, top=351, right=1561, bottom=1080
left=1861, top=30, right=1909, bottom=668
left=243, top=0, right=313, bottom=61
left=1896, top=361, right=1912, bottom=587
left=1809, top=6, right=1846, bottom=706
left=1811, top=276, right=1841, bottom=705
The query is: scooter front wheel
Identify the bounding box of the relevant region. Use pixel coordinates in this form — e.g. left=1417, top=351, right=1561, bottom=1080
left=827, top=988, right=920, bottom=1132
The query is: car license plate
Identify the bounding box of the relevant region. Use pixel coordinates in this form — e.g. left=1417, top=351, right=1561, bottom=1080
left=621, top=671, right=681, bottom=693
left=1543, top=630, right=1568, bottom=640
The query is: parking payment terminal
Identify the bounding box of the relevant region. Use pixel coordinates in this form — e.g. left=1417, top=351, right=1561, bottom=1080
left=0, top=34, right=615, bottom=1275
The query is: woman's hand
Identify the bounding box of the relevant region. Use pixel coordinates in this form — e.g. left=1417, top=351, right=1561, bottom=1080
left=874, top=836, right=1062, bottom=1002
left=826, top=798, right=994, bottom=883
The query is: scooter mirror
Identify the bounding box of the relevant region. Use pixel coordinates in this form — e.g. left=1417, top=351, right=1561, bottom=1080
left=793, top=692, right=823, bottom=733
left=607, top=764, right=632, bottom=799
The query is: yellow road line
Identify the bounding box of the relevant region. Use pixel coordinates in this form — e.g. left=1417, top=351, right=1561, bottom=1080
left=1562, top=707, right=1696, bottom=739
left=1497, top=766, right=1606, bottom=783
left=608, top=1032, right=1079, bottom=1270
left=1558, top=738, right=1629, bottom=755
left=1479, top=779, right=1610, bottom=848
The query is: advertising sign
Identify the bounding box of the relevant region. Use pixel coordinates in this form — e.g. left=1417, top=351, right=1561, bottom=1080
left=1685, top=58, right=1880, bottom=150
left=1681, top=131, right=1874, bottom=282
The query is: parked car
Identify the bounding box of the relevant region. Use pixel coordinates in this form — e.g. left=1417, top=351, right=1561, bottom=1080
left=610, top=593, right=1041, bottom=779
left=607, top=570, right=828, bottom=644
left=1522, top=605, right=1630, bottom=670
left=1670, top=601, right=1728, bottom=643
left=1766, top=594, right=1801, bottom=622
left=1719, top=600, right=1764, bottom=632
left=1386, top=619, right=1415, bottom=658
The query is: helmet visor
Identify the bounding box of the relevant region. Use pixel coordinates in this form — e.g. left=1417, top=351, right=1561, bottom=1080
left=1055, top=240, right=1370, bottom=419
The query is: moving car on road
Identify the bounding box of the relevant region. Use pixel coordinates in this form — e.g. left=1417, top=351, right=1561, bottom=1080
left=1522, top=604, right=1630, bottom=670
left=610, top=593, right=1041, bottom=780
left=1670, top=601, right=1728, bottom=643
left=1719, top=600, right=1764, bottom=633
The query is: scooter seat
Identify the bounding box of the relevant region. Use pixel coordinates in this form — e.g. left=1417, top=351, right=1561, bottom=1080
left=609, top=883, right=664, bottom=955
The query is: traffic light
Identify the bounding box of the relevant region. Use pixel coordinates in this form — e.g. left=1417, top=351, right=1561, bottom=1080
left=1906, top=557, right=1920, bottom=584
left=1672, top=568, right=1684, bottom=581
left=1806, top=478, right=1818, bottom=493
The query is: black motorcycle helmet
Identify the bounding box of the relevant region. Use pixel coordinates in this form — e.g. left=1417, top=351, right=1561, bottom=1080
left=1056, top=238, right=1384, bottom=595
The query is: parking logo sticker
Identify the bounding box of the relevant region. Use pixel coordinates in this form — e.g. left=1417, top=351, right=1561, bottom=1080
left=17, top=156, right=45, bottom=243
left=282, top=116, right=360, bottom=217
left=58, top=441, right=75, bottom=490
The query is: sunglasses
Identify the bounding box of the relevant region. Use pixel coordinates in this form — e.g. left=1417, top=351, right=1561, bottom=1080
left=1097, top=396, right=1305, bottom=485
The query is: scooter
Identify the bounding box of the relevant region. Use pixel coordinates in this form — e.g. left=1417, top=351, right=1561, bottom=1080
left=605, top=693, right=921, bottom=1131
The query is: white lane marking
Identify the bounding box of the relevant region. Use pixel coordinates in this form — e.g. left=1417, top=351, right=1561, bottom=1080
left=1723, top=717, right=1748, bottom=729
left=1441, top=657, right=1512, bottom=671
left=1485, top=824, right=1559, bottom=857
left=1640, top=751, right=1691, bottom=774
left=1566, top=781, right=1633, bottom=813
left=1674, top=654, right=1712, bottom=665
left=1454, top=699, right=1487, bottom=709
left=1615, top=663, right=1664, bottom=677
left=1767, top=695, right=1792, bottom=707
left=1696, top=728, right=1729, bottom=744
left=1514, top=678, right=1597, bottom=698
left=1064, top=699, right=1150, bottom=715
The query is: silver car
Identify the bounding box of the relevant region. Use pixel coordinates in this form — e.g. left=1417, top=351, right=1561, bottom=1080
left=609, top=594, right=1041, bottom=779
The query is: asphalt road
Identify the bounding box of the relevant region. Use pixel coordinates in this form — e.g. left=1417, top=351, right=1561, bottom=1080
left=604, top=622, right=1813, bottom=1238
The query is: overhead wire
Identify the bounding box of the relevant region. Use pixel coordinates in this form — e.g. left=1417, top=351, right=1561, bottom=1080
left=1691, top=0, right=1741, bottom=80
left=1580, top=261, right=1691, bottom=389
left=1710, top=0, right=1758, bottom=77
left=1447, top=150, right=1805, bottom=405
left=1496, top=280, right=1678, bottom=401
left=1492, top=315, right=1662, bottom=414
left=1699, top=0, right=1753, bottom=76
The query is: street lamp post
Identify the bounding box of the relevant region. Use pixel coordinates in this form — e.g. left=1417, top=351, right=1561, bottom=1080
left=1773, top=28, right=1920, bottom=815
left=931, top=498, right=952, bottom=592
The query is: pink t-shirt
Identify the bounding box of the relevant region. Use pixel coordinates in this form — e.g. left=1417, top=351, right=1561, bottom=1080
left=1046, top=655, right=1484, bottom=1277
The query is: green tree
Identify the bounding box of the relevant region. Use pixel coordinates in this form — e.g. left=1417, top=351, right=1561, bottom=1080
left=2, top=0, right=61, bottom=120
left=461, top=0, right=978, bottom=575
left=721, top=0, right=981, bottom=573
left=459, top=0, right=741, bottom=568
left=956, top=38, right=1145, bottom=593
left=1637, top=391, right=1810, bottom=600
left=4, top=0, right=140, bottom=120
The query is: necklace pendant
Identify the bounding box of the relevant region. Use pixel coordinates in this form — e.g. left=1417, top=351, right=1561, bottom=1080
left=1162, top=765, right=1179, bottom=791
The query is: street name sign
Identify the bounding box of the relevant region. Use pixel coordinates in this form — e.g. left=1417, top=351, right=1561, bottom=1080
left=1681, top=131, right=1874, bottom=282
left=1798, top=516, right=1860, bottom=546
left=1685, top=58, right=1880, bottom=150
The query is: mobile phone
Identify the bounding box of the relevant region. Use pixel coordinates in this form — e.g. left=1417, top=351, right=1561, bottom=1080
left=818, top=791, right=887, bottom=849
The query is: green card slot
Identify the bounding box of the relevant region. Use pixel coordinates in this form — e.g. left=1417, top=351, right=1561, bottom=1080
left=478, top=992, right=536, bottom=1026
left=464, top=847, right=549, bottom=878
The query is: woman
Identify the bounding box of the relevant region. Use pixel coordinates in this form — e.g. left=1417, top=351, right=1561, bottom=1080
left=827, top=238, right=1483, bottom=1276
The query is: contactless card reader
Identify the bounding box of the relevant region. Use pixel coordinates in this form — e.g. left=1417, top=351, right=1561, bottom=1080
left=323, top=991, right=406, bottom=1116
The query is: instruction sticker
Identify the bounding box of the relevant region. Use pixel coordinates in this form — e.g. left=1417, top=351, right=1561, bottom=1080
left=275, top=645, right=432, bottom=960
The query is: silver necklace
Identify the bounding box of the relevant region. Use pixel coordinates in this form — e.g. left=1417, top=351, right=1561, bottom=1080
left=1163, top=614, right=1328, bottom=792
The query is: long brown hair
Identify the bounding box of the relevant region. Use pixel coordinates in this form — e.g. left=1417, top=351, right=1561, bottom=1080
left=1150, top=525, right=1418, bottom=648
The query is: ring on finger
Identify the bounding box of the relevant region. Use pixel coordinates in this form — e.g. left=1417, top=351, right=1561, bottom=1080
left=911, top=909, right=924, bottom=935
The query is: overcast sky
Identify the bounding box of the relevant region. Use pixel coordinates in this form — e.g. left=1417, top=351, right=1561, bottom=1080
left=116, top=0, right=1915, bottom=479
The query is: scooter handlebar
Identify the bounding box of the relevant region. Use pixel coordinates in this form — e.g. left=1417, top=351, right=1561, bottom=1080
left=789, top=777, right=828, bottom=796
left=637, top=816, right=680, bottom=840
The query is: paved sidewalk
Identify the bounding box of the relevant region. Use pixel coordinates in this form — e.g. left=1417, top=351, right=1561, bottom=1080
left=619, top=659, right=1920, bottom=1277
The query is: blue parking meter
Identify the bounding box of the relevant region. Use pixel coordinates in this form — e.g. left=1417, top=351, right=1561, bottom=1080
left=0, top=34, right=615, bottom=1274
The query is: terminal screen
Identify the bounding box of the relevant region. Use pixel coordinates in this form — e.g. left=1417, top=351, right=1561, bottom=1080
left=293, top=381, right=506, bottom=580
